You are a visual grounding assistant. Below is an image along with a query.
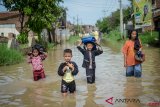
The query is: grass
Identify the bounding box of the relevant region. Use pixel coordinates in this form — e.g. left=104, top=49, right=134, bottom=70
left=67, top=35, right=80, bottom=44
left=19, top=43, right=28, bottom=49
left=102, top=29, right=122, bottom=42
left=102, top=29, right=159, bottom=47
left=47, top=43, right=56, bottom=49
left=0, top=43, right=24, bottom=66
left=139, top=31, right=159, bottom=46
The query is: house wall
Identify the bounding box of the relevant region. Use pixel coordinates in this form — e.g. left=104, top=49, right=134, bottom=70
left=0, top=11, right=28, bottom=37
left=55, top=28, right=70, bottom=43
left=156, top=0, right=160, bottom=7
left=153, top=0, right=160, bottom=30
left=0, top=24, right=19, bottom=37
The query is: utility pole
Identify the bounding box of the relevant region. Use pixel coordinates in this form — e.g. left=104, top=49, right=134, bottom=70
left=73, top=17, right=75, bottom=25
left=77, top=15, right=79, bottom=27
left=119, top=0, right=123, bottom=39
left=73, top=17, right=76, bottom=35
left=77, top=15, right=79, bottom=35
left=130, top=0, right=135, bottom=29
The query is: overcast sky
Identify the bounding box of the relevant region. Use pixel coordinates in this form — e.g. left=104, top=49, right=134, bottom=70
left=62, top=0, right=130, bottom=25
left=0, top=0, right=131, bottom=25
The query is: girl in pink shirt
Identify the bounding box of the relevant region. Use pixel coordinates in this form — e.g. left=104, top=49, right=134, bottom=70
left=28, top=47, right=47, bottom=81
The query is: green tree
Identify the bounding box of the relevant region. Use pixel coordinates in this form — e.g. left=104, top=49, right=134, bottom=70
left=96, top=6, right=132, bottom=33
left=2, top=0, right=63, bottom=35
left=26, top=0, right=63, bottom=35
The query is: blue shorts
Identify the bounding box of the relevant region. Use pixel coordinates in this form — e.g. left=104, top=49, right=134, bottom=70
left=126, top=64, right=142, bottom=78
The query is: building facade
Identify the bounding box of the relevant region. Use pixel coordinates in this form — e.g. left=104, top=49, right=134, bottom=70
left=152, top=0, right=160, bottom=30
left=0, top=11, right=28, bottom=37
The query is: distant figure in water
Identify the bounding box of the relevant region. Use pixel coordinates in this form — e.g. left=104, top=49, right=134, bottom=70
left=27, top=46, right=47, bottom=81
left=58, top=49, right=79, bottom=97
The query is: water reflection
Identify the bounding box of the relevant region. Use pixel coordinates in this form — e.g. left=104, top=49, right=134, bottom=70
left=124, top=78, right=144, bottom=107
left=0, top=42, right=160, bottom=107
left=84, top=84, right=97, bottom=107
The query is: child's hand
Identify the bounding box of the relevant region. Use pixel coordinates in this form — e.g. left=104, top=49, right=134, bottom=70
left=78, top=40, right=83, bottom=46
left=27, top=52, right=32, bottom=56
left=63, top=66, right=68, bottom=72
left=95, top=40, right=99, bottom=45
left=67, top=63, right=74, bottom=71
left=43, top=52, right=47, bottom=56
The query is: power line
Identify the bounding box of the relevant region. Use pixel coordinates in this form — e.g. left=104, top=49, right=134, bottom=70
left=69, top=1, right=108, bottom=6
left=65, top=2, right=116, bottom=9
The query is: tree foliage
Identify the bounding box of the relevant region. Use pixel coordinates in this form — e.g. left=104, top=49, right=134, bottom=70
left=96, top=6, right=132, bottom=33
left=2, top=0, right=63, bottom=34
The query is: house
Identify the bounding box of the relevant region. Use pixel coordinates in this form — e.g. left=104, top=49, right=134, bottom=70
left=0, top=10, right=69, bottom=44
left=82, top=25, right=95, bottom=33
left=0, top=11, right=28, bottom=37
left=152, top=0, right=160, bottom=30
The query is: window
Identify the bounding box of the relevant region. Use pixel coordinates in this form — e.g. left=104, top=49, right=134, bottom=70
left=1, top=33, right=4, bottom=37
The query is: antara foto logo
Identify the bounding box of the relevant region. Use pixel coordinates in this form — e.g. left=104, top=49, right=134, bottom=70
left=105, top=97, right=140, bottom=105
left=105, top=97, right=114, bottom=105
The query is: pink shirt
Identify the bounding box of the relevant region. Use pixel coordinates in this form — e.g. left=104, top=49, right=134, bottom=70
left=28, top=54, right=47, bottom=71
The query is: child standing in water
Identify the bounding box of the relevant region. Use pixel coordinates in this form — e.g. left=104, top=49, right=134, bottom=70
left=77, top=41, right=103, bottom=84
left=122, top=30, right=145, bottom=78
left=58, top=49, right=79, bottom=96
left=28, top=47, right=47, bottom=81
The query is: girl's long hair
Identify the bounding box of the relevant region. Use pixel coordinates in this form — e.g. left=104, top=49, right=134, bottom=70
left=128, top=30, right=140, bottom=50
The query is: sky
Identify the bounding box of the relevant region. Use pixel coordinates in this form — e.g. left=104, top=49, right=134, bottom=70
left=0, top=0, right=131, bottom=25
left=62, top=0, right=131, bottom=25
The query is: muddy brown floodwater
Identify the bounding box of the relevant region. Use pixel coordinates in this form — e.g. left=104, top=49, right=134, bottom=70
left=0, top=41, right=160, bottom=107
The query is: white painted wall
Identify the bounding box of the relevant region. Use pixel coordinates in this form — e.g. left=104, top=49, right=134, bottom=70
left=0, top=24, right=19, bottom=37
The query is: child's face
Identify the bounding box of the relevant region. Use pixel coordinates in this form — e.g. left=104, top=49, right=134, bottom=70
left=86, top=43, right=93, bottom=51
left=64, top=53, right=72, bottom=62
left=131, top=31, right=137, bottom=40
left=33, top=49, right=39, bottom=57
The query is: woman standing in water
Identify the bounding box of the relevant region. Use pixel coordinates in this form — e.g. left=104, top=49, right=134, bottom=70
left=122, top=30, right=145, bottom=78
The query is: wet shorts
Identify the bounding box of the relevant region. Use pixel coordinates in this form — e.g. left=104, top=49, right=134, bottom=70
left=33, top=69, right=45, bottom=81
left=61, top=80, right=76, bottom=93
left=126, top=64, right=142, bottom=78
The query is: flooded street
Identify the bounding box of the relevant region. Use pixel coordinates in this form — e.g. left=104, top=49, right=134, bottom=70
left=0, top=41, right=160, bottom=107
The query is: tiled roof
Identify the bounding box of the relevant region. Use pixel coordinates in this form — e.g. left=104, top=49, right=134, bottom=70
left=0, top=11, right=28, bottom=32
left=0, top=11, right=19, bottom=20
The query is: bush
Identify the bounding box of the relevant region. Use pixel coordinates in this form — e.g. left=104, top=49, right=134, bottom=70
left=47, top=43, right=56, bottom=49
left=139, top=31, right=159, bottom=45
left=67, top=35, right=80, bottom=44
left=17, top=33, right=28, bottom=44
left=103, top=28, right=122, bottom=41
left=0, top=43, right=24, bottom=66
